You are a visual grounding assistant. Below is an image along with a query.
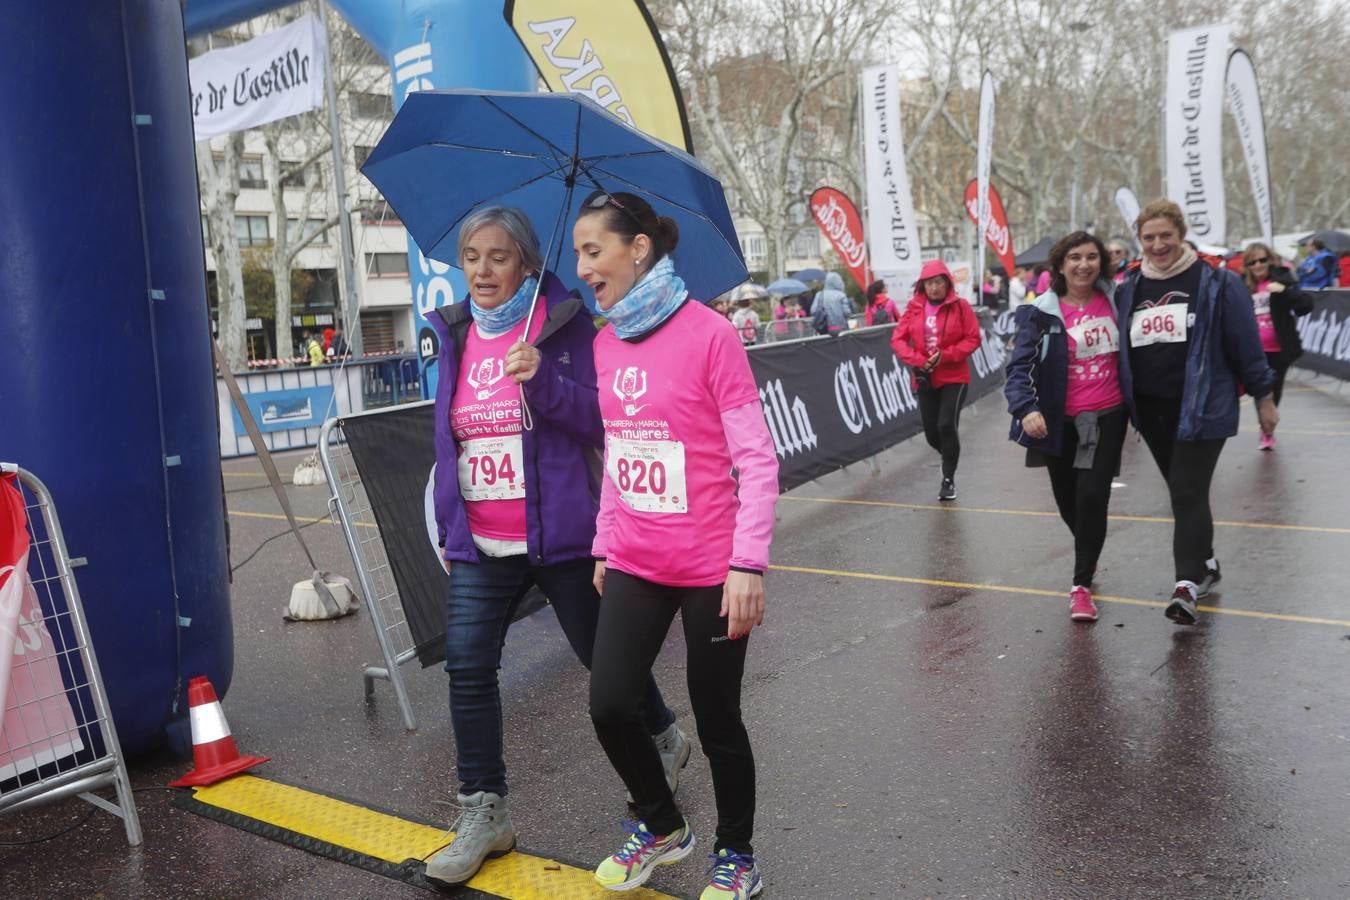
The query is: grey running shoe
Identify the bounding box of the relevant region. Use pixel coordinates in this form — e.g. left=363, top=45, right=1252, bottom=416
left=939, top=478, right=957, bottom=501
left=626, top=722, right=692, bottom=804
left=1197, top=560, right=1221, bottom=598
left=654, top=722, right=692, bottom=792
left=424, top=791, right=516, bottom=886
left=1164, top=584, right=1199, bottom=625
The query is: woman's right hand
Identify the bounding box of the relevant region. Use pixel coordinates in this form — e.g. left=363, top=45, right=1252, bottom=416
left=593, top=560, right=606, bottom=596
left=1022, top=411, right=1048, bottom=439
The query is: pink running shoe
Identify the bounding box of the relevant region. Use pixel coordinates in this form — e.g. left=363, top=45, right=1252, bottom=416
left=1069, top=586, right=1098, bottom=622
left=1258, top=431, right=1275, bottom=451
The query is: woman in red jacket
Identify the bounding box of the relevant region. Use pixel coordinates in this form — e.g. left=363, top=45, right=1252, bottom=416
left=891, top=260, right=983, bottom=500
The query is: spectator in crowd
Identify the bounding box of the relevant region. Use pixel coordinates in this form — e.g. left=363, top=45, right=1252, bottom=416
left=327, top=323, right=349, bottom=360
left=1107, top=238, right=1132, bottom=282
left=322, top=326, right=335, bottom=354
left=1242, top=243, right=1314, bottom=451
left=864, top=280, right=900, bottom=326
left=1032, top=266, right=1052, bottom=296
left=732, top=297, right=762, bottom=345
left=1008, top=268, right=1029, bottom=308
left=1339, top=252, right=1350, bottom=287
left=303, top=330, right=324, bottom=367
left=811, top=272, right=854, bottom=334
left=1297, top=238, right=1338, bottom=289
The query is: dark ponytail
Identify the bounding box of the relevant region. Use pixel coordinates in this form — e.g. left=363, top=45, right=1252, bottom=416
left=578, top=190, right=680, bottom=259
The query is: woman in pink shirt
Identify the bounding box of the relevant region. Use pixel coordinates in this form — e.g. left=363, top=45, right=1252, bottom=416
left=1004, top=232, right=1127, bottom=622
left=1240, top=243, right=1314, bottom=451
left=573, top=190, right=778, bottom=898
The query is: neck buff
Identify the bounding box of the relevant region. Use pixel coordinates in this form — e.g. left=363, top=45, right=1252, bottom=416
left=1141, top=244, right=1198, bottom=281
left=600, top=256, right=689, bottom=340
left=470, top=274, right=539, bottom=336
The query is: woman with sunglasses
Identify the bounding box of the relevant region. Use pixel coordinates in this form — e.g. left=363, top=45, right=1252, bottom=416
left=1241, top=243, right=1314, bottom=451
left=573, top=190, right=778, bottom=899
left=423, top=206, right=685, bottom=888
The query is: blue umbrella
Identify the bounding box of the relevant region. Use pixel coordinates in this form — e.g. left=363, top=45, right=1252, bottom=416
left=767, top=278, right=810, bottom=295
left=360, top=89, right=747, bottom=310
left=791, top=267, right=827, bottom=283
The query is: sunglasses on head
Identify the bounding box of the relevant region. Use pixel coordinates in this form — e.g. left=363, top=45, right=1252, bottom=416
left=586, top=191, right=643, bottom=227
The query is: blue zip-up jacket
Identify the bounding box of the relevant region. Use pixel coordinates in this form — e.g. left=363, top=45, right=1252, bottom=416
left=1004, top=280, right=1119, bottom=454
left=1116, top=262, right=1275, bottom=441
left=428, top=271, right=603, bottom=567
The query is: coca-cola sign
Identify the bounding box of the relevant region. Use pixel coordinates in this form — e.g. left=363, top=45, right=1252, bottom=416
left=810, top=187, right=870, bottom=291
left=963, top=179, right=1016, bottom=277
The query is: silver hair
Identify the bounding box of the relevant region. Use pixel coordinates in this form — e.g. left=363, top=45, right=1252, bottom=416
left=457, top=206, right=543, bottom=273
left=1106, top=237, right=1132, bottom=253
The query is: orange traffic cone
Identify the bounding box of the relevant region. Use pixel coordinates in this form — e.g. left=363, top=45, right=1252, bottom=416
left=169, top=676, right=269, bottom=787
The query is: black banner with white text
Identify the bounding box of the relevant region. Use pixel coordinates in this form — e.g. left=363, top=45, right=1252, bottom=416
left=1294, top=290, right=1350, bottom=381
left=748, top=320, right=1008, bottom=492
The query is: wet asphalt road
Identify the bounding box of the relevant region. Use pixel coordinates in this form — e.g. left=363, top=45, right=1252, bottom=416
left=3, top=371, right=1349, bottom=899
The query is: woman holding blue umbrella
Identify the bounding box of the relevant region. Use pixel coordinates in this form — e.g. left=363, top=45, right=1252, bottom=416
left=575, top=190, right=779, bottom=899
left=422, top=206, right=686, bottom=888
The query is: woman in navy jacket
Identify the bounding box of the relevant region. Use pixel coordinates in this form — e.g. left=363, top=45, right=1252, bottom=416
left=1005, top=232, right=1126, bottom=622
left=1116, top=200, right=1277, bottom=626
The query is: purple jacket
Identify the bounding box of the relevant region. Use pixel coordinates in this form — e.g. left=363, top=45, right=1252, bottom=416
left=428, top=272, right=603, bottom=566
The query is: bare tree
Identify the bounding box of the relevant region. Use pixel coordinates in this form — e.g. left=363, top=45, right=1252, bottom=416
left=197, top=132, right=249, bottom=369
left=658, top=0, right=890, bottom=277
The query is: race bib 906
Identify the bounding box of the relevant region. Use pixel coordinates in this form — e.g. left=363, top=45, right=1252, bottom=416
left=458, top=435, right=524, bottom=501
left=1130, top=303, right=1189, bottom=348
left=606, top=436, right=688, bottom=514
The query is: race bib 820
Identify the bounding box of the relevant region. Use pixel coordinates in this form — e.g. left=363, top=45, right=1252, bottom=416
left=606, top=436, right=688, bottom=514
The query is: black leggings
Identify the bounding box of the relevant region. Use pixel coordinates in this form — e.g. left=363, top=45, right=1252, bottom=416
left=1265, top=352, right=1289, bottom=407
left=1043, top=409, right=1128, bottom=587
left=1132, top=396, right=1226, bottom=584
left=589, top=569, right=754, bottom=855
left=918, top=382, right=967, bottom=479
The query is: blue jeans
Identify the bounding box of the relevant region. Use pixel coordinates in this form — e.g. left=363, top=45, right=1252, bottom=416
left=446, top=552, right=675, bottom=797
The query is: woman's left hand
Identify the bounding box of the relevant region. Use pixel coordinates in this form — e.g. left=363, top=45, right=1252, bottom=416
left=1257, top=395, right=1280, bottom=434
left=1268, top=281, right=1285, bottom=293
left=721, top=571, right=765, bottom=640
left=506, top=341, right=541, bottom=383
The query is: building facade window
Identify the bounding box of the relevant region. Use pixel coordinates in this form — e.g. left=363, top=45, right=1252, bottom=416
left=286, top=218, right=330, bottom=245
left=349, top=91, right=392, bottom=119
left=353, top=144, right=375, bottom=169
left=281, top=163, right=322, bottom=189
left=365, top=252, right=409, bottom=277
left=235, top=214, right=270, bottom=246
left=362, top=196, right=401, bottom=224
left=238, top=156, right=266, bottom=189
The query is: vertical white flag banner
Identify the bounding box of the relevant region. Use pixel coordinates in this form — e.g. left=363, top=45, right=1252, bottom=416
left=1115, top=186, right=1141, bottom=241
left=975, top=70, right=995, bottom=299
left=1225, top=49, right=1273, bottom=246
left=189, top=13, right=328, bottom=140
left=1165, top=23, right=1231, bottom=244
left=860, top=64, right=922, bottom=285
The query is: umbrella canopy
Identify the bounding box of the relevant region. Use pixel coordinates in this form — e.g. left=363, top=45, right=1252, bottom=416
left=790, top=267, right=827, bottom=283
left=1014, top=237, right=1056, bottom=268
left=730, top=282, right=769, bottom=301
left=767, top=278, right=809, bottom=295
left=1301, top=230, right=1350, bottom=255
left=361, top=89, right=747, bottom=307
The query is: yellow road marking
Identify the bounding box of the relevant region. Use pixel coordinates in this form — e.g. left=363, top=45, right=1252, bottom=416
left=779, top=495, right=1350, bottom=535
left=768, top=563, right=1350, bottom=628
left=227, top=508, right=379, bottom=529
left=190, top=776, right=675, bottom=899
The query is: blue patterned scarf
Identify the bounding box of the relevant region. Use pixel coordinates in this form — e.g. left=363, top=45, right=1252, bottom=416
left=470, top=274, right=539, bottom=335
left=601, top=257, right=689, bottom=339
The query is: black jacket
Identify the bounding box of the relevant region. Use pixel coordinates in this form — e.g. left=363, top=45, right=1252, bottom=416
left=1260, top=265, right=1315, bottom=366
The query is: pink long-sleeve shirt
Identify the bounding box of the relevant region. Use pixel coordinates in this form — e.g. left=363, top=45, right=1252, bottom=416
left=592, top=301, right=779, bottom=586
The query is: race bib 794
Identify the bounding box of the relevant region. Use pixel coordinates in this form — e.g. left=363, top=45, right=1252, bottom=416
left=457, top=435, right=524, bottom=501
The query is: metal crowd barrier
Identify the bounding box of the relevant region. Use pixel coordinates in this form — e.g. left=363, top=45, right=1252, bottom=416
left=316, top=416, right=419, bottom=732
left=0, top=464, right=141, bottom=846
